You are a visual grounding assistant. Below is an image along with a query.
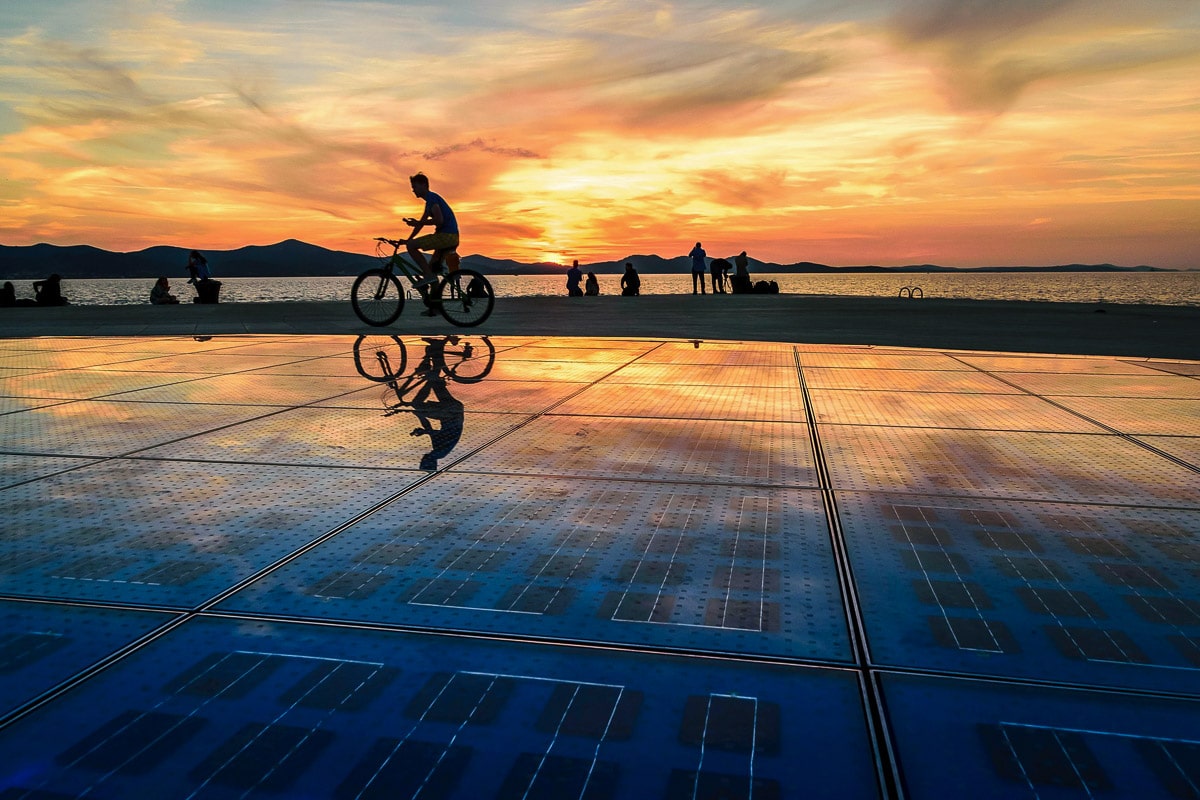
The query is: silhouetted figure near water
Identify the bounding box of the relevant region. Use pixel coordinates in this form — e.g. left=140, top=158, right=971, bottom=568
left=187, top=250, right=221, bottom=303
left=621, top=262, right=641, bottom=296
left=566, top=259, right=583, bottom=297
left=150, top=277, right=180, bottom=304
left=689, top=242, right=706, bottom=294
left=585, top=272, right=600, bottom=296
left=33, top=274, right=67, bottom=306
left=730, top=250, right=753, bottom=294
left=0, top=282, right=15, bottom=307
left=710, top=258, right=731, bottom=294
left=187, top=250, right=210, bottom=282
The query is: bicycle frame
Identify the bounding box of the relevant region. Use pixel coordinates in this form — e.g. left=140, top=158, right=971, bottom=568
left=375, top=238, right=450, bottom=288
left=353, top=238, right=493, bottom=327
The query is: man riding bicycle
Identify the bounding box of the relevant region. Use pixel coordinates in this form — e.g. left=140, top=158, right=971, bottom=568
left=403, top=172, right=459, bottom=286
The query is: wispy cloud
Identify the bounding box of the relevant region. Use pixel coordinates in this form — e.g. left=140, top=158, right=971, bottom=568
left=884, top=0, right=1200, bottom=111
left=0, top=0, right=1197, bottom=267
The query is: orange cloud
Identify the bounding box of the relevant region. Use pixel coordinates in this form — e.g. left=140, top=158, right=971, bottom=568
left=0, top=1, right=1197, bottom=268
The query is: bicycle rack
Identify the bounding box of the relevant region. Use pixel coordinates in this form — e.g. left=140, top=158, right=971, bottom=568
left=898, top=285, right=924, bottom=299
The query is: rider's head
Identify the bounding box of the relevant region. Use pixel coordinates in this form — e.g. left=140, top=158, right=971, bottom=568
left=410, top=172, right=430, bottom=197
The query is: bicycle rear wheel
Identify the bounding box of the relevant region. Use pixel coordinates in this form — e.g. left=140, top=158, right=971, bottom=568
left=436, top=268, right=494, bottom=327
left=443, top=336, right=496, bottom=383
left=351, top=269, right=404, bottom=326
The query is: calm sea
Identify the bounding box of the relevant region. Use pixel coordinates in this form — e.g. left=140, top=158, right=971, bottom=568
left=37, top=271, right=1200, bottom=307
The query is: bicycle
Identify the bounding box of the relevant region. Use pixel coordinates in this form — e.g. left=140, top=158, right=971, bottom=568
left=351, top=237, right=495, bottom=328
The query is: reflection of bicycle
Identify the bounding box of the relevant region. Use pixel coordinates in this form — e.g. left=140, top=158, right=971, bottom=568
left=352, top=334, right=495, bottom=384
left=354, top=335, right=495, bottom=470
left=351, top=237, right=495, bottom=327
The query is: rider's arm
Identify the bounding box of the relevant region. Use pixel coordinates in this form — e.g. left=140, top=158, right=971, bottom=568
left=405, top=200, right=443, bottom=240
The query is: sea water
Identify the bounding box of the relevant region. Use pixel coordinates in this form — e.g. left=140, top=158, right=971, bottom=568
left=39, top=271, right=1200, bottom=307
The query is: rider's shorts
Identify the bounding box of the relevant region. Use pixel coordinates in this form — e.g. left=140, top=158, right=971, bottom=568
left=410, top=232, right=459, bottom=252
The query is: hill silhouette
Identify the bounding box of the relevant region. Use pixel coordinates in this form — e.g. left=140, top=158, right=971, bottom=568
left=0, top=240, right=1169, bottom=280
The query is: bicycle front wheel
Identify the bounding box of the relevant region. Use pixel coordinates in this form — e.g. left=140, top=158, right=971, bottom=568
left=352, top=335, right=408, bottom=381
left=351, top=269, right=405, bottom=326
left=436, top=269, right=494, bottom=327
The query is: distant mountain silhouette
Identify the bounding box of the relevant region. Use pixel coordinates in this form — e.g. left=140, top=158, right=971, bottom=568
left=0, top=240, right=1170, bottom=280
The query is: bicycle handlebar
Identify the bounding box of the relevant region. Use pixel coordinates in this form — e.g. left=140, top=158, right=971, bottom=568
left=375, top=237, right=404, bottom=247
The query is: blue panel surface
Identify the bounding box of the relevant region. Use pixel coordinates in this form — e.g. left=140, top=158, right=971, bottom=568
left=0, top=617, right=880, bottom=799
left=1, top=333, right=1196, bottom=800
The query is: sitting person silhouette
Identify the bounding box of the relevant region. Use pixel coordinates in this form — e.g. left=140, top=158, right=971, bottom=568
left=620, top=262, right=640, bottom=296
left=33, top=274, right=67, bottom=306
left=730, top=250, right=753, bottom=293
left=585, top=272, right=600, bottom=296
left=186, top=250, right=221, bottom=303
left=566, top=260, right=583, bottom=297
left=150, top=276, right=180, bottom=304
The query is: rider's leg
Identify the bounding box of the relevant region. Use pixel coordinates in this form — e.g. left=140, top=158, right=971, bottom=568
left=430, top=249, right=449, bottom=274
left=406, top=241, right=434, bottom=279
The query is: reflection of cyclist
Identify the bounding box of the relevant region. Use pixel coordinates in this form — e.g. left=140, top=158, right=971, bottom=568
left=403, top=173, right=459, bottom=290
left=409, top=339, right=464, bottom=470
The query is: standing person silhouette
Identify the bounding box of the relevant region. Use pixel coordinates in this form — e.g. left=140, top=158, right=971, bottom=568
left=689, top=242, right=706, bottom=294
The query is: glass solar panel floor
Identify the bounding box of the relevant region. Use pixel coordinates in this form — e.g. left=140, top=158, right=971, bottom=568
left=1, top=333, right=1197, bottom=799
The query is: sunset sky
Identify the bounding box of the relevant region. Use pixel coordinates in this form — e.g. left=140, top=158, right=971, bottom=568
left=1, top=1, right=1198, bottom=268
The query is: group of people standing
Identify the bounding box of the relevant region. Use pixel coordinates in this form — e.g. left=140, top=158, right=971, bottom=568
left=689, top=243, right=750, bottom=294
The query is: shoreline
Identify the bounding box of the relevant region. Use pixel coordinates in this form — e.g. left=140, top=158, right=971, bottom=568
left=2, top=294, right=1199, bottom=360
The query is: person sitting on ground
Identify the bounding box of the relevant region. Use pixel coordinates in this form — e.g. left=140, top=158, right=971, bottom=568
left=33, top=274, right=67, bottom=306
left=186, top=250, right=221, bottom=303
left=566, top=259, right=583, bottom=297
left=402, top=173, right=459, bottom=315
left=620, top=262, right=641, bottom=296
left=584, top=271, right=600, bottom=296
left=730, top=250, right=753, bottom=294
left=0, top=281, right=15, bottom=307
left=187, top=250, right=211, bottom=283
left=150, top=276, right=180, bottom=304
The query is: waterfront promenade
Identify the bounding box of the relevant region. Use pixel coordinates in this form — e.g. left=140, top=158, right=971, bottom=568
left=4, top=293, right=1200, bottom=359
left=1, top=301, right=1198, bottom=798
